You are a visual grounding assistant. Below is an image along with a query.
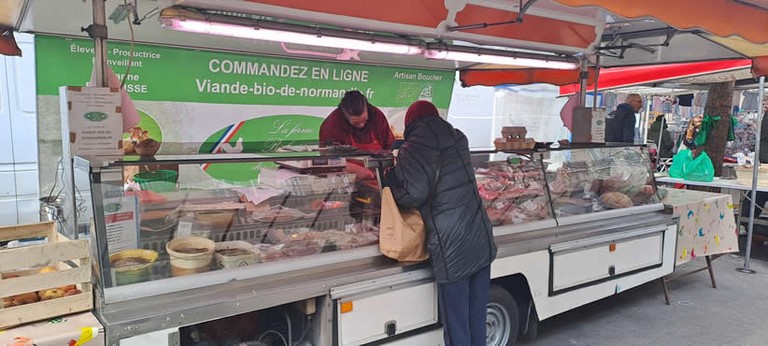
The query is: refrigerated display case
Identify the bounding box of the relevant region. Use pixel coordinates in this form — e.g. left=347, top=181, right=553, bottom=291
left=74, top=145, right=675, bottom=346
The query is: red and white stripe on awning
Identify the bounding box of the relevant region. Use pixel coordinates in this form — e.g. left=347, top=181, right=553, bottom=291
left=558, top=60, right=753, bottom=96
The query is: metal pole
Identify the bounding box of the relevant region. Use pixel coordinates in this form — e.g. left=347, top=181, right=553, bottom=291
left=592, top=55, right=600, bottom=110
left=738, top=75, right=765, bottom=274
left=579, top=58, right=588, bottom=108
left=641, top=95, right=651, bottom=145
left=92, top=0, right=108, bottom=87
left=66, top=0, right=108, bottom=239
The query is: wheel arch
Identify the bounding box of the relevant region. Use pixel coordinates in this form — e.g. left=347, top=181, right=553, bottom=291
left=492, top=273, right=538, bottom=339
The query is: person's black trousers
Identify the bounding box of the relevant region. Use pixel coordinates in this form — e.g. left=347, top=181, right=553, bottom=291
left=437, top=265, right=491, bottom=346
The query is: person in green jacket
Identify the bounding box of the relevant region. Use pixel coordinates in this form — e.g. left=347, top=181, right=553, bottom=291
left=648, top=115, right=675, bottom=158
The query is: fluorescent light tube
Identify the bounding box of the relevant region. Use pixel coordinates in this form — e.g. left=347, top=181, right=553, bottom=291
left=162, top=17, right=423, bottom=55
left=425, top=49, right=578, bottom=69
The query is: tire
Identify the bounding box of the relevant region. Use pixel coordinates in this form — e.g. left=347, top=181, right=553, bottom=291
left=486, top=285, right=519, bottom=346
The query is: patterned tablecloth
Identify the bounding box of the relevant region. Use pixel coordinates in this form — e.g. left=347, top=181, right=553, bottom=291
left=0, top=312, right=103, bottom=346
left=660, top=187, right=740, bottom=265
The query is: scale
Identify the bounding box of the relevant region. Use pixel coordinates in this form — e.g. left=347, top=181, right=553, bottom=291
left=276, top=144, right=353, bottom=173
left=276, top=157, right=347, bottom=172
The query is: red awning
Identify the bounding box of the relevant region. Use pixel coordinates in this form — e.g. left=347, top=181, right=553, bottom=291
left=454, top=4, right=597, bottom=49
left=460, top=67, right=595, bottom=87
left=243, top=0, right=602, bottom=53
left=246, top=0, right=449, bottom=28
left=559, top=60, right=753, bottom=96
left=555, top=0, right=768, bottom=44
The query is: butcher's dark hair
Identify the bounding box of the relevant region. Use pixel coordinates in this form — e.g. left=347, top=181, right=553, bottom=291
left=338, top=90, right=368, bottom=117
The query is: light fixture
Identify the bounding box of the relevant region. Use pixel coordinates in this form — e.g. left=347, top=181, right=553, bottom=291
left=160, top=13, right=423, bottom=55
left=160, top=8, right=578, bottom=69
left=424, top=48, right=578, bottom=70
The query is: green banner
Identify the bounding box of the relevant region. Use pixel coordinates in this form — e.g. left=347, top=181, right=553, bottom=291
left=35, top=35, right=454, bottom=108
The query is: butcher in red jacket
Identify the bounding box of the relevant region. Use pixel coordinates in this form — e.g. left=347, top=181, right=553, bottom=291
left=320, top=90, right=395, bottom=179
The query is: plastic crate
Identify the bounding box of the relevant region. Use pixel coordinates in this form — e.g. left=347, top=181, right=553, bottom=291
left=134, top=170, right=178, bottom=192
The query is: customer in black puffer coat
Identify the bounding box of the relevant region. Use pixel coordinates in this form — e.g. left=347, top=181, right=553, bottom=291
left=383, top=100, right=497, bottom=346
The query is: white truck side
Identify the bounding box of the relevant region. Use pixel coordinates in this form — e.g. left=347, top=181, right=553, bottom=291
left=0, top=33, right=38, bottom=226
left=102, top=208, right=676, bottom=346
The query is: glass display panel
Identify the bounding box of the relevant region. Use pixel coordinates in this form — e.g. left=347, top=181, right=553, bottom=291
left=473, top=154, right=553, bottom=226
left=545, top=146, right=658, bottom=217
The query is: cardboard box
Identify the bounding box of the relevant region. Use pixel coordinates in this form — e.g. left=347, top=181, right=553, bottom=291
left=571, top=107, right=606, bottom=143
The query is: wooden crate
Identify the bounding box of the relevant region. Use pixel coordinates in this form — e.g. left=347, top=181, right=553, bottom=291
left=0, top=222, right=92, bottom=329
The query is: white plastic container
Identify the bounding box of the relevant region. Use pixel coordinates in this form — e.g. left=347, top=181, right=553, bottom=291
left=214, top=241, right=261, bottom=269
left=166, top=237, right=215, bottom=277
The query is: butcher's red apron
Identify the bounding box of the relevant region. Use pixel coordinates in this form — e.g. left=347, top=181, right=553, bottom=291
left=348, top=131, right=383, bottom=151
left=346, top=131, right=382, bottom=184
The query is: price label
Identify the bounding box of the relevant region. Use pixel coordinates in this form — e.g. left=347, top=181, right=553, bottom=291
left=176, top=222, right=193, bottom=237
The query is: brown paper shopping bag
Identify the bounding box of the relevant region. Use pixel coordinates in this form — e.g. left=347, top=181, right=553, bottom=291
left=379, top=187, right=429, bottom=262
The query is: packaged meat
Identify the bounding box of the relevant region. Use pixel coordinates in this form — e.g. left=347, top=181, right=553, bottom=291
left=477, top=158, right=552, bottom=226
left=250, top=206, right=309, bottom=223
left=257, top=238, right=324, bottom=261
left=258, top=244, right=287, bottom=262
left=352, top=232, right=379, bottom=247
left=478, top=185, right=502, bottom=201
left=600, top=192, right=634, bottom=209
left=548, top=179, right=569, bottom=195
left=265, top=229, right=289, bottom=244
left=525, top=181, right=545, bottom=196
left=345, top=223, right=379, bottom=235
left=630, top=185, right=657, bottom=204
left=282, top=240, right=323, bottom=258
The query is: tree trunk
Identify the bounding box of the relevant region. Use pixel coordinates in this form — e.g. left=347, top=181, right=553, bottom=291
left=702, top=81, right=735, bottom=177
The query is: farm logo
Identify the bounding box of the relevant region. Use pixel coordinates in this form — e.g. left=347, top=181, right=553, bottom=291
left=198, top=114, right=323, bottom=186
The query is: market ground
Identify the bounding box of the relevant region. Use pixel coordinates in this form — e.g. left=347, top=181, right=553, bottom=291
left=523, top=239, right=768, bottom=345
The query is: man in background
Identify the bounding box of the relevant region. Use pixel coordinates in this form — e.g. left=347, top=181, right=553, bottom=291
left=606, top=93, right=643, bottom=143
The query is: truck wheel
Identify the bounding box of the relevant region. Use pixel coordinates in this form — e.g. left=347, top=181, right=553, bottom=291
left=486, top=285, right=519, bottom=346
